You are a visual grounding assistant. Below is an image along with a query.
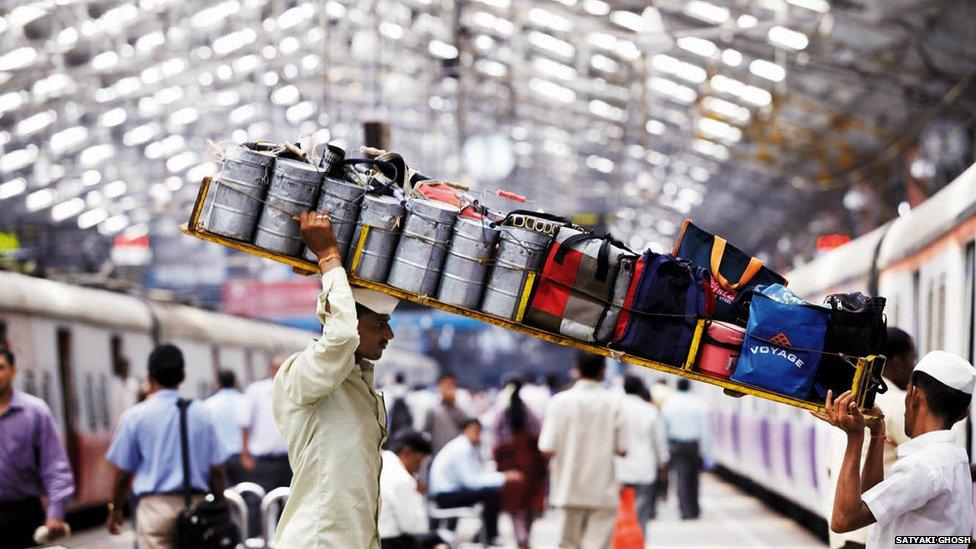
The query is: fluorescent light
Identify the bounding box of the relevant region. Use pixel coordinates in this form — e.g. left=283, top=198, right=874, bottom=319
left=9, top=5, right=46, bottom=27
left=696, top=117, right=742, bottom=143
left=645, top=119, right=666, bottom=135
left=91, top=50, right=119, bottom=70
left=583, top=0, right=610, bottom=15
left=186, top=162, right=218, bottom=182
left=711, top=74, right=773, bottom=106
left=685, top=1, right=730, bottom=24
left=52, top=198, right=85, bottom=222
left=428, top=39, right=459, bottom=59
left=528, top=31, right=575, bottom=59
left=136, top=31, right=165, bottom=52
left=652, top=54, right=707, bottom=83
left=1, top=147, right=37, bottom=172
left=591, top=54, right=619, bottom=72
left=191, top=1, right=240, bottom=29
left=677, top=37, right=718, bottom=58
left=0, top=91, right=25, bottom=114
left=587, top=32, right=617, bottom=50
left=279, top=36, right=300, bottom=55
left=533, top=57, right=576, bottom=81
left=648, top=77, right=697, bottom=104
left=0, top=178, right=27, bottom=200
left=589, top=99, right=626, bottom=122
left=123, top=123, right=161, bottom=147
left=168, top=107, right=199, bottom=126
left=166, top=151, right=198, bottom=173
left=99, top=215, right=129, bottom=235
left=51, top=126, right=88, bottom=155
left=103, top=180, right=127, bottom=198
left=78, top=209, right=109, bottom=229
left=16, top=110, right=57, bottom=136
left=768, top=26, right=809, bottom=50
left=787, top=0, right=830, bottom=12
left=286, top=101, right=316, bottom=123
left=529, top=78, right=576, bottom=104
left=750, top=59, right=786, bottom=82
left=475, top=59, right=507, bottom=77
left=722, top=48, right=743, bottom=66
left=213, top=28, right=257, bottom=56
left=81, top=170, right=102, bottom=186
left=702, top=96, right=751, bottom=123
left=379, top=22, right=404, bottom=40
left=610, top=10, right=643, bottom=32
left=271, top=85, right=300, bottom=105
left=0, top=47, right=38, bottom=71
left=530, top=8, right=573, bottom=33
left=26, top=189, right=56, bottom=212
left=229, top=104, right=257, bottom=124
left=156, top=86, right=184, bottom=105
left=100, top=108, right=126, bottom=128
left=80, top=144, right=115, bottom=168
left=737, top=14, right=758, bottom=28
left=586, top=155, right=615, bottom=174
left=165, top=176, right=183, bottom=192
left=692, top=138, right=729, bottom=160
left=615, top=40, right=641, bottom=61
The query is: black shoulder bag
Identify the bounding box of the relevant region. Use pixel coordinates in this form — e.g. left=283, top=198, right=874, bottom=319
left=175, top=399, right=241, bottom=549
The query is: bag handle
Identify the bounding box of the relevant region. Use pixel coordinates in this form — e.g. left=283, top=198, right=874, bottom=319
left=710, top=236, right=765, bottom=291
left=342, top=158, right=399, bottom=194
left=554, top=232, right=636, bottom=283
left=493, top=209, right=570, bottom=228
left=176, top=399, right=193, bottom=510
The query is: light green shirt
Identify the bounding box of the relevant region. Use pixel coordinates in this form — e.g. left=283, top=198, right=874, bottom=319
left=273, top=268, right=388, bottom=548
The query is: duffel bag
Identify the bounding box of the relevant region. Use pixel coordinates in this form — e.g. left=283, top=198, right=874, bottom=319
left=672, top=219, right=787, bottom=324
left=810, top=292, right=887, bottom=404
left=612, top=251, right=713, bottom=367
left=732, top=284, right=828, bottom=400
left=524, top=227, right=636, bottom=343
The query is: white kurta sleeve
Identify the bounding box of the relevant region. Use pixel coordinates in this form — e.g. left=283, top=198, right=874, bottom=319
left=861, top=464, right=941, bottom=524
left=277, top=268, right=361, bottom=406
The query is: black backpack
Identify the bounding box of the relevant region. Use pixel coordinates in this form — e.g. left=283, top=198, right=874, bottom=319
left=810, top=293, right=887, bottom=406
left=175, top=399, right=241, bottom=549
left=389, top=397, right=414, bottom=434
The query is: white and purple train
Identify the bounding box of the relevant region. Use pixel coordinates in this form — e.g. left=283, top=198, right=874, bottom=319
left=707, top=161, right=976, bottom=527
left=0, top=272, right=434, bottom=512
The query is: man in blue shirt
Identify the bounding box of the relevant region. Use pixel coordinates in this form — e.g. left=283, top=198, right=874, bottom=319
left=105, top=344, right=229, bottom=548
left=205, top=369, right=246, bottom=485
left=428, top=418, right=522, bottom=544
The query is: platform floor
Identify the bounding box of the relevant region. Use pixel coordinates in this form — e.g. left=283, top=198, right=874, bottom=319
left=66, top=473, right=825, bottom=548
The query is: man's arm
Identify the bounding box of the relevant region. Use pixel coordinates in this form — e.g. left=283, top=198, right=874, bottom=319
left=811, top=391, right=877, bottom=533
left=456, top=445, right=506, bottom=490
left=860, top=415, right=886, bottom=493
left=106, top=464, right=133, bottom=535
left=37, top=408, right=74, bottom=522
left=240, top=428, right=254, bottom=471
left=209, top=465, right=228, bottom=501
left=537, top=401, right=558, bottom=459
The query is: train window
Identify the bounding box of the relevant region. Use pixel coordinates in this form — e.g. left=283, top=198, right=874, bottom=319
left=99, top=373, right=110, bottom=430
left=925, top=278, right=935, bottom=354
left=937, top=273, right=946, bottom=350
left=111, top=334, right=126, bottom=378
left=24, top=369, right=38, bottom=396
left=966, top=241, right=975, bottom=364
left=0, top=318, right=7, bottom=347
left=911, top=270, right=921, bottom=348
left=85, top=372, right=97, bottom=431
left=41, top=371, right=53, bottom=405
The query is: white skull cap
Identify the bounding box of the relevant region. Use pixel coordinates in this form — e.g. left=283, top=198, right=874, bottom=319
left=352, top=287, right=399, bottom=316
left=913, top=350, right=976, bottom=394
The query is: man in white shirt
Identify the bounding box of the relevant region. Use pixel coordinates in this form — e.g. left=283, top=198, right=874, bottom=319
left=538, top=352, right=627, bottom=549
left=816, top=350, right=975, bottom=549
left=240, top=355, right=291, bottom=493
left=616, top=375, right=669, bottom=536
left=827, top=328, right=916, bottom=549
left=380, top=430, right=443, bottom=549
left=273, top=211, right=399, bottom=548
left=428, top=419, right=522, bottom=545
left=661, top=378, right=709, bottom=520
left=206, top=369, right=246, bottom=485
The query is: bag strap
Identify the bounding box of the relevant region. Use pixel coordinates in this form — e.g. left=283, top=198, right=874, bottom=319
left=710, top=236, right=765, bottom=291
left=494, top=209, right=570, bottom=228
left=554, top=232, right=635, bottom=283
left=176, top=399, right=193, bottom=510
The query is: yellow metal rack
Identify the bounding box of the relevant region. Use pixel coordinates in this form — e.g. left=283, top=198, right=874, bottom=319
left=182, top=177, right=884, bottom=414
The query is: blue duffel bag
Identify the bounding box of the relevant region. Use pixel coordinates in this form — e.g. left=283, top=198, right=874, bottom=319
left=731, top=284, right=829, bottom=400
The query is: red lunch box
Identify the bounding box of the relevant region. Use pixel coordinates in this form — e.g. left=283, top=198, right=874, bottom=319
left=696, top=320, right=745, bottom=379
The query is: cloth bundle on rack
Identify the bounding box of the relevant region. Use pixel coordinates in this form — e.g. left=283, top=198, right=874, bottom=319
left=731, top=284, right=829, bottom=400
left=672, top=219, right=787, bottom=324
left=523, top=227, right=636, bottom=343
left=611, top=252, right=713, bottom=367
left=811, top=292, right=887, bottom=404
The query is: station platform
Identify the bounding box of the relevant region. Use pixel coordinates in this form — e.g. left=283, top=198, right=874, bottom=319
left=65, top=473, right=824, bottom=548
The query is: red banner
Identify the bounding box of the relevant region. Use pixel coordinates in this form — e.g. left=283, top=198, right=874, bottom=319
left=222, top=278, right=320, bottom=319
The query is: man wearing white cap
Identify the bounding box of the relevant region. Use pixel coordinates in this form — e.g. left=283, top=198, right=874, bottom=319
left=272, top=211, right=399, bottom=548
left=815, top=350, right=975, bottom=548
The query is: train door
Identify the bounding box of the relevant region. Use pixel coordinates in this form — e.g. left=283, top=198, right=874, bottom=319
left=55, top=327, right=80, bottom=478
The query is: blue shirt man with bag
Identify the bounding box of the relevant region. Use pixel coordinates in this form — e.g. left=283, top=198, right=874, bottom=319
left=105, top=344, right=229, bottom=549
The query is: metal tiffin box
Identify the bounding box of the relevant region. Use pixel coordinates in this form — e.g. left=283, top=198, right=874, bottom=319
left=204, top=145, right=276, bottom=241
left=302, top=146, right=366, bottom=265
left=437, top=216, right=499, bottom=309
left=253, top=159, right=325, bottom=257
left=386, top=198, right=460, bottom=295
left=480, top=212, right=561, bottom=320
left=350, top=194, right=405, bottom=283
